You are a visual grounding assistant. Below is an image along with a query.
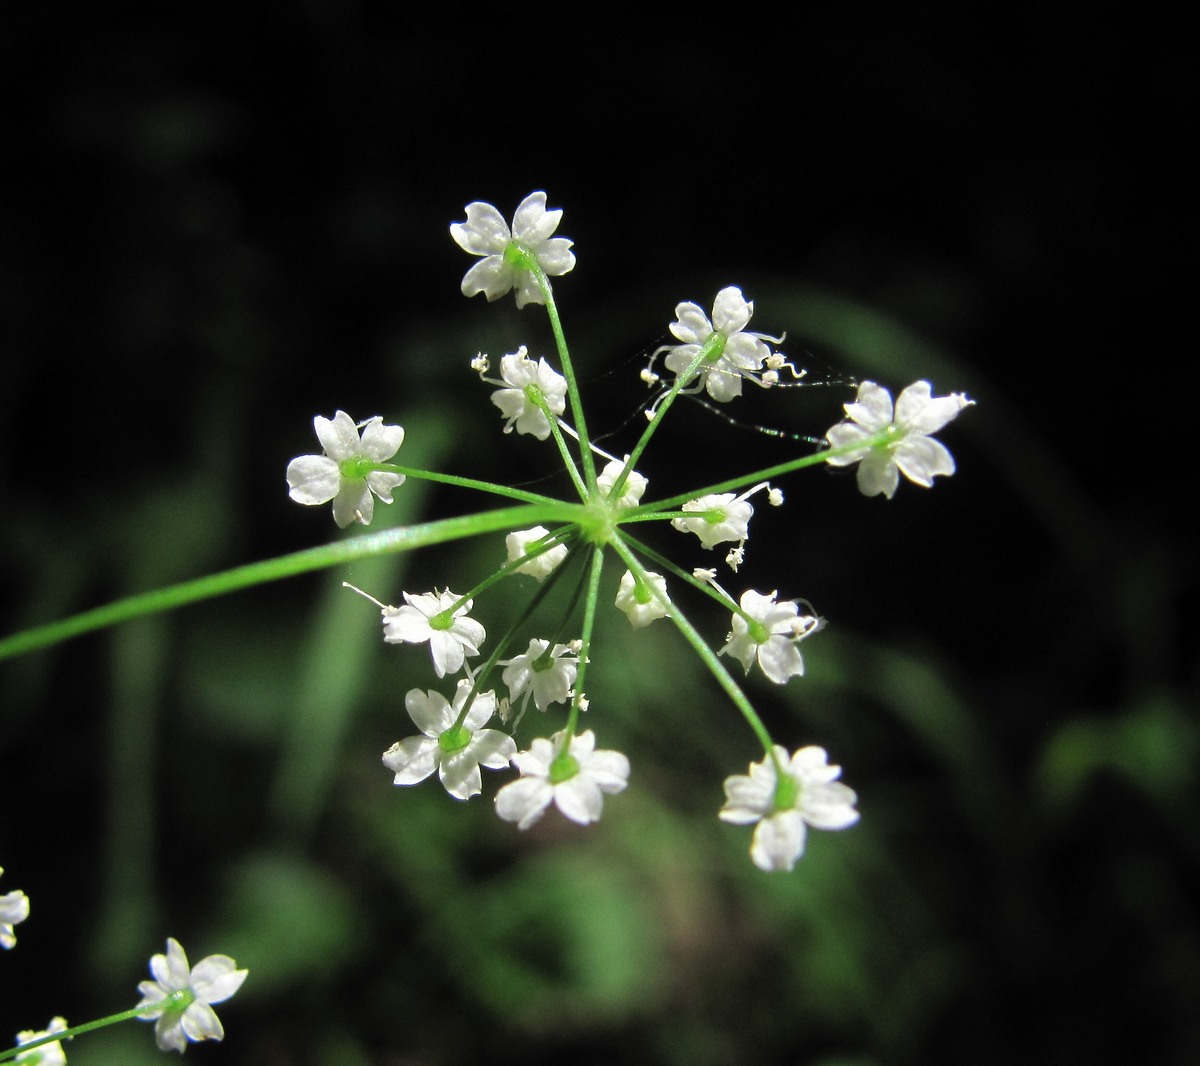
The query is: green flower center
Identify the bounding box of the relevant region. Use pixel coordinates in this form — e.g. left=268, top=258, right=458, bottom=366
left=549, top=751, right=580, bottom=784
left=439, top=726, right=471, bottom=754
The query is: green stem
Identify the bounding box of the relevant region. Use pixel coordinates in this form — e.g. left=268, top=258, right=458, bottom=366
left=528, top=261, right=596, bottom=490
left=561, top=545, right=605, bottom=741
left=633, top=432, right=890, bottom=514
left=606, top=338, right=716, bottom=502
left=0, top=504, right=584, bottom=662
left=609, top=536, right=775, bottom=758
left=0, top=999, right=174, bottom=1062
left=448, top=536, right=580, bottom=732
left=538, top=398, right=588, bottom=501
left=375, top=463, right=563, bottom=505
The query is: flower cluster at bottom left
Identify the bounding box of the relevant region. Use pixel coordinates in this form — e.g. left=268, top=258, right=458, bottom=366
left=2, top=909, right=247, bottom=1062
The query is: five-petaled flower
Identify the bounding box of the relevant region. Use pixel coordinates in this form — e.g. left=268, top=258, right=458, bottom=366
left=383, top=682, right=516, bottom=800
left=597, top=457, right=648, bottom=511
left=505, top=526, right=569, bottom=581
left=720, top=589, right=820, bottom=685
left=382, top=588, right=486, bottom=678
left=15, top=1017, right=69, bottom=1066
left=451, top=191, right=576, bottom=308
left=495, top=729, right=629, bottom=830
left=614, top=569, right=670, bottom=628
left=0, top=866, right=29, bottom=949
left=286, top=411, right=405, bottom=527
left=672, top=491, right=754, bottom=549
left=824, top=380, right=973, bottom=499
left=489, top=347, right=568, bottom=440
left=660, top=286, right=783, bottom=402
left=501, top=638, right=580, bottom=718
left=719, top=746, right=859, bottom=871
left=136, top=938, right=248, bottom=1053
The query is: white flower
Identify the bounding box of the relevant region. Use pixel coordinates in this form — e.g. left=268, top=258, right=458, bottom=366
left=824, top=380, right=973, bottom=499
left=672, top=492, right=754, bottom=549
left=383, top=682, right=516, bottom=800
left=720, top=589, right=819, bottom=685
left=1, top=867, right=29, bottom=949
left=15, top=1017, right=68, bottom=1066
left=450, top=191, right=576, bottom=308
left=720, top=746, right=859, bottom=871
left=382, top=589, right=485, bottom=678
left=495, top=729, right=629, bottom=830
left=597, top=458, right=648, bottom=511
left=286, top=411, right=405, bottom=527
left=660, top=286, right=782, bottom=402
left=490, top=347, right=567, bottom=440
left=501, top=639, right=580, bottom=716
left=505, top=526, right=569, bottom=580
left=136, top=938, right=248, bottom=1053
left=614, top=569, right=670, bottom=628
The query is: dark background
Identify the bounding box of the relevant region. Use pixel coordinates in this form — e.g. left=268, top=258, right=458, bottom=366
left=1, top=7, right=1194, bottom=1066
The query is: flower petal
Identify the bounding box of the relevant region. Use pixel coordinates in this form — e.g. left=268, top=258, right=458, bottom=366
left=750, top=811, right=807, bottom=871
left=450, top=202, right=510, bottom=255
left=495, top=777, right=553, bottom=829
left=286, top=455, right=341, bottom=505
left=711, top=286, right=752, bottom=335
left=314, top=411, right=361, bottom=460
left=382, top=736, right=439, bottom=784
left=895, top=436, right=956, bottom=487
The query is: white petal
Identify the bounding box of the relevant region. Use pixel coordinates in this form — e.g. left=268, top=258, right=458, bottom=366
left=439, top=753, right=483, bottom=800
left=332, top=480, right=372, bottom=527
left=495, top=777, right=553, bottom=829
left=750, top=811, right=807, bottom=871
left=366, top=470, right=406, bottom=503
left=711, top=286, right=752, bottom=334
left=180, top=1001, right=225, bottom=1043
left=155, top=1015, right=188, bottom=1052
left=382, top=736, right=439, bottom=784
left=536, top=237, right=576, bottom=275
left=461, top=256, right=515, bottom=301
left=359, top=418, right=404, bottom=461
left=450, top=202, right=510, bottom=255
left=703, top=367, right=744, bottom=402
left=286, top=455, right=340, bottom=505
left=895, top=436, right=956, bottom=487
left=429, top=632, right=466, bottom=677
left=469, top=729, right=518, bottom=770
left=554, top=774, right=604, bottom=824
left=314, top=411, right=361, bottom=460
left=670, top=303, right=713, bottom=345
left=758, top=637, right=805, bottom=684
left=405, top=688, right=453, bottom=735
left=382, top=606, right=429, bottom=645
left=844, top=382, right=893, bottom=430
left=512, top=191, right=558, bottom=243
left=855, top=451, right=900, bottom=498
left=190, top=956, right=247, bottom=1004
left=823, top=422, right=872, bottom=465
left=584, top=750, right=630, bottom=792
left=513, top=271, right=546, bottom=308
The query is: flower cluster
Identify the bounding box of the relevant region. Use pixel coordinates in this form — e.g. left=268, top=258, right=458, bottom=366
left=281, top=191, right=972, bottom=870
left=1, top=866, right=30, bottom=949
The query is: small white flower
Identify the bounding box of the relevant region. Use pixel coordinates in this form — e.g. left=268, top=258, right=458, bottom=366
left=720, top=746, right=859, bottom=871
left=286, top=411, right=405, bottom=527
left=597, top=457, right=648, bottom=511
left=15, top=1017, right=69, bottom=1066
left=672, top=492, right=754, bottom=549
left=1, top=867, right=30, bottom=949
left=501, top=638, right=580, bottom=717
left=495, top=729, right=630, bottom=830
left=383, top=682, right=516, bottom=801
left=720, top=589, right=819, bottom=685
left=450, top=191, right=576, bottom=308
left=506, top=526, right=569, bottom=580
left=614, top=569, right=670, bottom=628
left=14, top=1016, right=69, bottom=1066
left=490, top=347, right=568, bottom=440
left=382, top=589, right=485, bottom=678
left=659, top=286, right=784, bottom=402
left=136, top=938, right=248, bottom=1053
left=824, top=380, right=973, bottom=499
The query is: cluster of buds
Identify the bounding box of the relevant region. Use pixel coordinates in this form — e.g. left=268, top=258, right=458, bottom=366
left=284, top=192, right=973, bottom=872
